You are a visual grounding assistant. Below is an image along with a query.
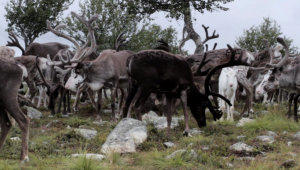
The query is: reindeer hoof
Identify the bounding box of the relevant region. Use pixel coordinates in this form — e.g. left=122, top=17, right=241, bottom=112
left=21, top=156, right=29, bottom=163
left=183, top=130, right=191, bottom=137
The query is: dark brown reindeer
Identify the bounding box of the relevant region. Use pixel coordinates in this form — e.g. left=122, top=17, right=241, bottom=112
left=0, top=56, right=30, bottom=162
left=263, top=38, right=300, bottom=121
left=123, top=45, right=247, bottom=134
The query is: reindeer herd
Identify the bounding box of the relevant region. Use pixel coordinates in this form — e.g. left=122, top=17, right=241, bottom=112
left=0, top=12, right=299, bottom=162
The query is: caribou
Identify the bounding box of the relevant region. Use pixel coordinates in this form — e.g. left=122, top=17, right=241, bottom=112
left=0, top=50, right=30, bottom=162
left=123, top=45, right=251, bottom=134
left=263, top=38, right=300, bottom=121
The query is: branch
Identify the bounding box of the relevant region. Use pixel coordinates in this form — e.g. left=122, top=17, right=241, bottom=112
left=6, top=32, right=25, bottom=55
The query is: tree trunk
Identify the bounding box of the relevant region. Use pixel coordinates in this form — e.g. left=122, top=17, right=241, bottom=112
left=183, top=7, right=204, bottom=54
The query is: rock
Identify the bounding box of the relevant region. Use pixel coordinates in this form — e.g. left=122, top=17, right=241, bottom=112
left=164, top=142, right=175, bottom=148
left=288, top=152, right=297, bottom=157
left=24, top=106, right=43, bottom=119
left=67, top=125, right=72, bottom=130
left=189, top=149, right=198, bottom=159
left=101, top=118, right=147, bottom=154
left=256, top=135, right=275, bottom=144
left=237, top=157, right=255, bottom=161
left=229, top=142, right=254, bottom=152
left=266, top=131, right=277, bottom=137
left=282, top=131, right=288, bottom=135
left=237, top=135, right=246, bottom=140
left=93, top=121, right=108, bottom=126
left=10, top=137, right=21, bottom=142
left=188, top=128, right=203, bottom=136
left=281, top=159, right=296, bottom=168
left=46, top=120, right=59, bottom=128
left=142, top=111, right=183, bottom=129
left=227, top=163, right=234, bottom=168
left=236, top=118, right=254, bottom=127
left=260, top=111, right=269, bottom=115
left=233, top=111, right=241, bottom=116
left=287, top=141, right=292, bottom=146
left=201, top=146, right=209, bottom=151
left=166, top=149, right=186, bottom=159
left=71, top=154, right=105, bottom=161
left=188, top=143, right=194, bottom=147
left=74, top=128, right=97, bottom=140
left=166, top=149, right=197, bottom=159
left=293, top=131, right=300, bottom=141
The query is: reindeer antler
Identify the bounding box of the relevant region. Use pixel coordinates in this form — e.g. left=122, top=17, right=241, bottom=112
left=114, top=31, right=126, bottom=52
left=202, top=25, right=219, bottom=45
left=6, top=32, right=25, bottom=55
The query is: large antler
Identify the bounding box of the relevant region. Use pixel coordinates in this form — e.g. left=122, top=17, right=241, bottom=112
left=274, top=37, right=289, bottom=67
left=114, top=31, right=126, bottom=52
left=204, top=45, right=245, bottom=106
left=6, top=32, right=25, bottom=55
left=202, top=25, right=219, bottom=45
left=47, top=12, right=98, bottom=66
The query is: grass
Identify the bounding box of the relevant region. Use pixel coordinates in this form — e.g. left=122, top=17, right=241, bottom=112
left=0, top=102, right=299, bottom=169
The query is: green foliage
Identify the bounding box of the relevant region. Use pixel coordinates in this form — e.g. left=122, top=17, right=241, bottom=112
left=64, top=0, right=179, bottom=53
left=121, top=0, right=234, bottom=20
left=5, top=0, right=73, bottom=47
left=236, top=17, right=298, bottom=53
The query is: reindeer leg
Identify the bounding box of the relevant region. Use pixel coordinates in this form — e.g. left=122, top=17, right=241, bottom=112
left=237, top=76, right=253, bottom=117
left=293, top=94, right=299, bottom=122
left=134, top=88, right=151, bottom=121
left=165, top=95, right=176, bottom=136
left=287, top=93, right=295, bottom=118
left=95, top=90, right=102, bottom=122
left=180, top=91, right=190, bottom=135
left=111, top=87, right=118, bottom=121
left=117, top=88, right=125, bottom=119
left=86, top=88, right=98, bottom=113
left=0, top=107, right=12, bottom=152
left=4, top=95, right=29, bottom=162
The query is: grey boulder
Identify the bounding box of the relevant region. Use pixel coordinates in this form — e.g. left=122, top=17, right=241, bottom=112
left=101, top=118, right=147, bottom=154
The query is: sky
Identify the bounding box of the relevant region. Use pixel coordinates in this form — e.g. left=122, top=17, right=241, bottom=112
left=0, top=0, right=299, bottom=56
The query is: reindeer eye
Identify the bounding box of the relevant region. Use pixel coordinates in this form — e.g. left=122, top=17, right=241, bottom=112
left=269, top=76, right=275, bottom=82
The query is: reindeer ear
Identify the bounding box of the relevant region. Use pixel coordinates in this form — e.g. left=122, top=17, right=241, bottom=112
left=83, top=62, right=92, bottom=70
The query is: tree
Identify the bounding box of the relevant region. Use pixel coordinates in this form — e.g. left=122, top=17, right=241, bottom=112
left=5, top=0, right=73, bottom=53
left=236, top=17, right=298, bottom=54
left=120, top=0, right=234, bottom=54
left=64, top=0, right=179, bottom=53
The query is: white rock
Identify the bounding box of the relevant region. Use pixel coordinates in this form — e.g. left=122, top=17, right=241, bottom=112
left=229, top=142, right=254, bottom=152
left=266, top=131, right=278, bottom=137
left=71, top=154, right=105, bottom=161
left=236, top=118, right=255, bottom=127
left=237, top=157, right=255, bottom=161
left=166, top=149, right=197, bottom=159
left=237, top=135, right=246, bottom=140
left=142, top=111, right=183, bottom=129
left=282, top=131, right=288, bottom=135
left=287, top=141, right=292, bottom=146
left=93, top=121, right=108, bottom=126
left=24, top=106, right=43, bottom=119
left=201, top=146, right=209, bottom=151
left=74, top=128, right=97, bottom=140
left=164, top=142, right=175, bottom=148
left=189, top=128, right=203, bottom=136
left=166, top=149, right=186, bottom=159
left=101, top=118, right=147, bottom=154
left=256, top=135, right=275, bottom=144
left=293, top=131, right=300, bottom=141
left=227, top=163, right=234, bottom=168
left=10, top=137, right=21, bottom=142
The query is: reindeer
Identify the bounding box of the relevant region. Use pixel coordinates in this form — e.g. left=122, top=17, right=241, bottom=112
left=0, top=55, right=30, bottom=162
left=43, top=12, right=100, bottom=117
left=123, top=45, right=251, bottom=135
left=218, top=67, right=238, bottom=122
left=263, top=38, right=299, bottom=121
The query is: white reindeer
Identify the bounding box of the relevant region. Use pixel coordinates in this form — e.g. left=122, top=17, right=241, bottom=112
left=218, top=67, right=238, bottom=121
